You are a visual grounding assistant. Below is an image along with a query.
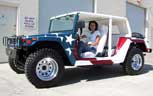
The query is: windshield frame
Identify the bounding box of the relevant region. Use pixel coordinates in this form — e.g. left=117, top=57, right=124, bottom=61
left=48, top=14, right=77, bottom=33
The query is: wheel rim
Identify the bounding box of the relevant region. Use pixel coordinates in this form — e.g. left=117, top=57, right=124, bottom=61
left=131, top=54, right=143, bottom=71
left=36, top=57, right=59, bottom=81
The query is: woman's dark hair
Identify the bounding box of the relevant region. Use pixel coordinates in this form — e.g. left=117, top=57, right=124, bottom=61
left=88, top=20, right=98, bottom=31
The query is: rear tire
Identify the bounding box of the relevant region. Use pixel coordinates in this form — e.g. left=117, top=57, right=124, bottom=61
left=9, top=57, right=25, bottom=74
left=123, top=48, right=144, bottom=75
left=25, top=48, right=64, bottom=88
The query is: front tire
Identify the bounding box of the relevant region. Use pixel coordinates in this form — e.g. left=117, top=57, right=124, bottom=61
left=25, top=48, right=64, bottom=88
left=123, top=48, right=144, bottom=75
left=9, top=57, right=25, bottom=74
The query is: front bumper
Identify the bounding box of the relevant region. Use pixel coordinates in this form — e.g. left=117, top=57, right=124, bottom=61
left=3, top=36, right=21, bottom=58
left=3, top=36, right=21, bottom=48
left=6, top=47, right=17, bottom=58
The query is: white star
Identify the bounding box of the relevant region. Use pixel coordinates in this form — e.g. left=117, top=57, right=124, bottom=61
left=66, top=48, right=72, bottom=56
left=65, top=34, right=75, bottom=45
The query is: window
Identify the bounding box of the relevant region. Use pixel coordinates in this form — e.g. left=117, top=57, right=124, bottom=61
left=49, top=15, right=75, bottom=32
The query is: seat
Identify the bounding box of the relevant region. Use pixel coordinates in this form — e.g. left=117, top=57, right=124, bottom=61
left=81, top=25, right=108, bottom=58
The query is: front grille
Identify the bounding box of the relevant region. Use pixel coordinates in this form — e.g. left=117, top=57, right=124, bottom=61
left=3, top=36, right=20, bottom=48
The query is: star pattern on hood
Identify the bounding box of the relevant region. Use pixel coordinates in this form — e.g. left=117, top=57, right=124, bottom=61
left=65, top=34, right=75, bottom=45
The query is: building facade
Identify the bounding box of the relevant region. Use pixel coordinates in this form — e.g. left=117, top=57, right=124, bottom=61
left=0, top=0, right=152, bottom=62
left=0, top=0, right=38, bottom=62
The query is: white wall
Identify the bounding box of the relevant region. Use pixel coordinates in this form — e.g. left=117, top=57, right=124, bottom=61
left=0, top=0, right=38, bottom=36
left=96, top=0, right=126, bottom=16
left=19, top=0, right=38, bottom=35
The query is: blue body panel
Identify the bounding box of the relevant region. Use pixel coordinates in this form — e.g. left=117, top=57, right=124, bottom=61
left=20, top=13, right=79, bottom=65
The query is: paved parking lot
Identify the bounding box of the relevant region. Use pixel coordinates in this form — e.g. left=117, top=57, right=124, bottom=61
left=0, top=53, right=153, bottom=96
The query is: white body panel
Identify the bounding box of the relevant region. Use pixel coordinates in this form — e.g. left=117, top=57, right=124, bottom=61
left=75, top=61, right=93, bottom=66
left=52, top=12, right=149, bottom=66
left=112, top=39, right=132, bottom=63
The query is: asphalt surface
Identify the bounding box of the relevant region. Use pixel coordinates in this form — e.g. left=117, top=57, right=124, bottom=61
left=0, top=53, right=153, bottom=96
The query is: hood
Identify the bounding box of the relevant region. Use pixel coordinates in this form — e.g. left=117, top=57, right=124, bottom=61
left=21, top=31, right=76, bottom=47
left=23, top=31, right=73, bottom=39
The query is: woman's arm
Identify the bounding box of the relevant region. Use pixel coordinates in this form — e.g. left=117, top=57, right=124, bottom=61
left=88, top=35, right=100, bottom=46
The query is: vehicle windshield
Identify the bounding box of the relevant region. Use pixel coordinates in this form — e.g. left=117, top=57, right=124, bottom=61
left=49, top=14, right=76, bottom=32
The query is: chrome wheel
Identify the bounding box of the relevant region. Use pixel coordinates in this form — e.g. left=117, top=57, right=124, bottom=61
left=131, top=54, right=143, bottom=71
left=36, top=57, right=59, bottom=81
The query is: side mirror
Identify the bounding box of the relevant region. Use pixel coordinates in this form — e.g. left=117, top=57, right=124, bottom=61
left=77, top=21, right=85, bottom=29
left=77, top=21, right=85, bottom=35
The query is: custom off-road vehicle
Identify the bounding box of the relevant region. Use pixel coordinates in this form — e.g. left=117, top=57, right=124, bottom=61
left=3, top=12, right=152, bottom=88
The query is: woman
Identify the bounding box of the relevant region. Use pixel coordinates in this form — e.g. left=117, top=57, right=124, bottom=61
left=79, top=21, right=101, bottom=57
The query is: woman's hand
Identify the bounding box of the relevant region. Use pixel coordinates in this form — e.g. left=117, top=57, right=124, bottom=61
left=80, top=35, right=87, bottom=39
left=87, top=42, right=92, bottom=46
